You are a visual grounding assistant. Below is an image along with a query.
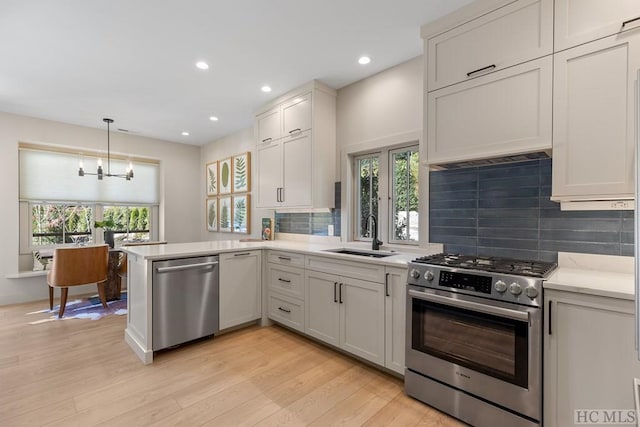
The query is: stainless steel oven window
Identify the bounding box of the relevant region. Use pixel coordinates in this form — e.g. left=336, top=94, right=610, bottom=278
left=411, top=299, right=529, bottom=388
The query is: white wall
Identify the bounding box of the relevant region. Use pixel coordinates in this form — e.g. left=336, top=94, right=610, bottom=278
left=0, top=112, right=201, bottom=305
left=200, top=128, right=274, bottom=241
left=335, top=56, right=429, bottom=245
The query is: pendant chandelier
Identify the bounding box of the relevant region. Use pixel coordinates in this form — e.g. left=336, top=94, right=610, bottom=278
left=78, top=118, right=134, bottom=180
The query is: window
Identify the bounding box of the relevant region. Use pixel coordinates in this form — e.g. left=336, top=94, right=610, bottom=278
left=31, top=204, right=94, bottom=246
left=391, top=147, right=419, bottom=242
left=356, top=154, right=379, bottom=239
left=19, top=144, right=160, bottom=253
left=353, top=145, right=419, bottom=245
left=103, top=205, right=151, bottom=245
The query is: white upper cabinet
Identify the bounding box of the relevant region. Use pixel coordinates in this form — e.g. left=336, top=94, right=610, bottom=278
left=281, top=93, right=311, bottom=135
left=551, top=31, right=639, bottom=202
left=255, top=81, right=336, bottom=210
left=427, top=0, right=553, bottom=91
left=427, top=56, right=552, bottom=165
left=256, top=107, right=281, bottom=144
left=554, top=0, right=640, bottom=51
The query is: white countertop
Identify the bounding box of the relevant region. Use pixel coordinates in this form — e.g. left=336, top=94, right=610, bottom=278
left=122, top=239, right=444, bottom=268
left=544, top=252, right=634, bottom=300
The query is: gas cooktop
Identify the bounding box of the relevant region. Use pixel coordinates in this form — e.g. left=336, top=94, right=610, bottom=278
left=412, top=253, right=557, bottom=279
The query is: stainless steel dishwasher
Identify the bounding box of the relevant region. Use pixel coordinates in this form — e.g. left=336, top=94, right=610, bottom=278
left=152, top=255, right=219, bottom=350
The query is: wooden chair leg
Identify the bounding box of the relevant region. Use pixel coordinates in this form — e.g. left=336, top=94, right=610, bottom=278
left=58, top=288, right=69, bottom=318
left=49, top=286, right=54, bottom=311
left=97, top=282, right=108, bottom=309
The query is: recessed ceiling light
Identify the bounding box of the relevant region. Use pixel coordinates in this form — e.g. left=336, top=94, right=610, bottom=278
left=209, top=116, right=219, bottom=122
left=196, top=61, right=209, bottom=70
left=261, top=85, right=272, bottom=93
left=358, top=56, right=371, bottom=65
left=181, top=131, right=190, bottom=136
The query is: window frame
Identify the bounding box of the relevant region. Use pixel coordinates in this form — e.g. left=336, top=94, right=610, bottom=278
left=351, top=143, right=419, bottom=246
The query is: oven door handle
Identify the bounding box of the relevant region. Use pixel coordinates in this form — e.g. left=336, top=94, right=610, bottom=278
left=408, top=289, right=530, bottom=322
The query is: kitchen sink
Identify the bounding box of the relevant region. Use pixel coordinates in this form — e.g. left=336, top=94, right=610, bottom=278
left=323, top=248, right=396, bottom=258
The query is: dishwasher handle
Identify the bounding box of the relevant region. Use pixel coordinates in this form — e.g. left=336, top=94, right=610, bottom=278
left=156, top=261, right=219, bottom=273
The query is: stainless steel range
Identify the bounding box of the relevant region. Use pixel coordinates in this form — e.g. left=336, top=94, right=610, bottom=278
left=405, top=253, right=556, bottom=427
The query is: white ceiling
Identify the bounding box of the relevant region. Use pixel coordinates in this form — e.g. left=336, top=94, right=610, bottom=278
left=0, top=0, right=472, bottom=145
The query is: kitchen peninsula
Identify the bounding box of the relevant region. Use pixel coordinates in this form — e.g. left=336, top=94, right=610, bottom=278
left=122, top=240, right=442, bottom=368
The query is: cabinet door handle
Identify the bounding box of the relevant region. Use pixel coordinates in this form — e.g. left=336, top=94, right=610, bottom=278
left=339, top=283, right=343, bottom=304
left=280, top=187, right=284, bottom=202
left=276, top=188, right=281, bottom=202
left=334, top=282, right=338, bottom=303
left=288, top=128, right=302, bottom=134
left=548, top=300, right=552, bottom=335
left=278, top=278, right=291, bottom=283
left=262, top=137, right=272, bottom=143
left=466, top=64, right=496, bottom=77
left=278, top=256, right=292, bottom=261
left=233, top=252, right=251, bottom=257
left=278, top=307, right=291, bottom=314
left=622, top=16, right=640, bottom=27
left=385, top=273, right=390, bottom=297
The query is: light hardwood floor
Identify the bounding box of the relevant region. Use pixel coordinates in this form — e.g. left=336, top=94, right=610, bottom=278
left=0, top=297, right=464, bottom=426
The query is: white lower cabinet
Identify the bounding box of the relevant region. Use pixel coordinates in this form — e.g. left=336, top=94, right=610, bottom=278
left=384, top=267, right=407, bottom=375
left=544, top=290, right=640, bottom=427
left=305, top=269, right=385, bottom=365
left=219, top=251, right=262, bottom=330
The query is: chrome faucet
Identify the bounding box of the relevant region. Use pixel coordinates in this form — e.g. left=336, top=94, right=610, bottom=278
left=367, top=214, right=382, bottom=251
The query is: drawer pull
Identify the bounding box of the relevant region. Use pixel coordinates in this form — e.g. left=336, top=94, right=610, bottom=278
left=466, top=64, right=496, bottom=77
left=622, top=16, right=640, bottom=27
left=278, top=278, right=291, bottom=283
left=385, top=273, right=390, bottom=297
left=234, top=252, right=251, bottom=257
left=288, top=128, right=302, bottom=134
left=277, top=256, right=292, bottom=261
left=262, top=137, right=272, bottom=143
left=278, top=307, right=291, bottom=314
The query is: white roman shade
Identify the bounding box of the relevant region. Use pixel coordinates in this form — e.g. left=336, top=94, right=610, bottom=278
left=19, top=147, right=159, bottom=204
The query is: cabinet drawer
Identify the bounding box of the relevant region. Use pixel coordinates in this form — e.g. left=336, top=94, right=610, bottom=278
left=427, top=56, right=552, bottom=165
left=268, top=250, right=305, bottom=268
left=305, top=255, right=385, bottom=283
left=554, top=0, right=640, bottom=51
left=268, top=264, right=304, bottom=299
left=427, top=0, right=552, bottom=91
left=269, top=293, right=304, bottom=333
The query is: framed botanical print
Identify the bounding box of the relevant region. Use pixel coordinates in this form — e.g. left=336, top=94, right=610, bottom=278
left=232, top=194, right=250, bottom=234
left=218, top=196, right=232, bottom=232
left=206, top=198, right=218, bottom=232
left=232, top=152, right=251, bottom=193
left=219, top=157, right=232, bottom=195
left=206, top=161, right=218, bottom=196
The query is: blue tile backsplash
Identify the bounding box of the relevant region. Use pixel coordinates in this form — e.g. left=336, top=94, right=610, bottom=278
left=429, top=159, right=634, bottom=262
left=275, top=183, right=341, bottom=236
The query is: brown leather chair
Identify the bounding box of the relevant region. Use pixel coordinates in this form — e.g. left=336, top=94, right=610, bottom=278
left=47, top=245, right=109, bottom=318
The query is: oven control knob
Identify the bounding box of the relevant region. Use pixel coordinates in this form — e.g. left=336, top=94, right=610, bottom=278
left=494, top=280, right=507, bottom=293
left=424, top=270, right=435, bottom=282
left=525, top=286, right=539, bottom=299
left=410, top=269, right=421, bottom=280
left=509, top=282, right=522, bottom=296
